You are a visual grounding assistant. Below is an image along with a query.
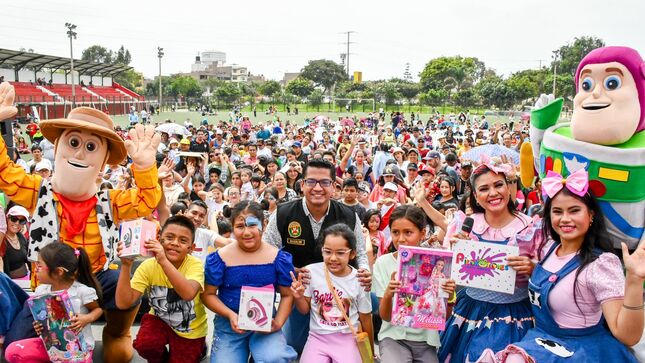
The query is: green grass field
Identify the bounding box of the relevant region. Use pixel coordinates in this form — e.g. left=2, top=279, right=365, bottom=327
left=110, top=108, right=518, bottom=129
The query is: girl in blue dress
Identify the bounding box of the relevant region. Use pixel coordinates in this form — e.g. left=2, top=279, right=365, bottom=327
left=477, top=170, right=643, bottom=363
left=201, top=201, right=297, bottom=363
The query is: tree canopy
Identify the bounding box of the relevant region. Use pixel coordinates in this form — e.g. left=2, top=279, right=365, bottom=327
left=300, top=59, right=347, bottom=94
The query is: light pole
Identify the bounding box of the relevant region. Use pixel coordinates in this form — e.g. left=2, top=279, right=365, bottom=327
left=157, top=47, right=164, bottom=111
left=552, top=51, right=558, bottom=96
left=65, top=23, right=77, bottom=108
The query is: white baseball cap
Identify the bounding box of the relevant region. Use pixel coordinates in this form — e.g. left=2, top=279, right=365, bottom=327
left=35, top=160, right=52, bottom=172
left=7, top=205, right=29, bottom=219
left=383, top=182, right=398, bottom=192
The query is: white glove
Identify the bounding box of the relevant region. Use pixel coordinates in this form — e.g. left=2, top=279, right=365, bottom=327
left=534, top=94, right=555, bottom=109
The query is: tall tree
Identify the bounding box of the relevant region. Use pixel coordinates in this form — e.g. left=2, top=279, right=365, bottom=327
left=259, top=80, right=282, bottom=101
left=394, top=80, right=421, bottom=104
left=551, top=36, right=605, bottom=100
left=214, top=82, right=241, bottom=105
left=81, top=45, right=113, bottom=63
left=169, top=75, right=202, bottom=98
left=300, top=59, right=347, bottom=94
left=419, top=56, right=486, bottom=93
left=308, top=89, right=324, bottom=111
left=374, top=80, right=402, bottom=105
left=552, top=36, right=605, bottom=77
left=113, top=69, right=143, bottom=93
left=285, top=78, right=314, bottom=99
left=114, top=45, right=132, bottom=65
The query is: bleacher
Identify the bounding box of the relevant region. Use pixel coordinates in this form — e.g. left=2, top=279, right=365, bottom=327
left=88, top=85, right=138, bottom=101
left=46, top=84, right=97, bottom=102
left=11, top=82, right=57, bottom=103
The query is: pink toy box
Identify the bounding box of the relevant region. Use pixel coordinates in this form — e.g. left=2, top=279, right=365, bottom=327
left=392, top=246, right=453, bottom=330
left=119, top=219, right=158, bottom=258
left=27, top=290, right=91, bottom=362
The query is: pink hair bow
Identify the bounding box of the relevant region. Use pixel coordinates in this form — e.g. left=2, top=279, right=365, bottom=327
left=542, top=169, right=589, bottom=199
left=477, top=154, right=512, bottom=175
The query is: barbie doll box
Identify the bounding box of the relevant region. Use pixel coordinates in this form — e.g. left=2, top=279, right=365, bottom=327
left=238, top=285, right=275, bottom=332
left=119, top=218, right=157, bottom=258
left=27, top=290, right=91, bottom=362
left=392, top=246, right=453, bottom=330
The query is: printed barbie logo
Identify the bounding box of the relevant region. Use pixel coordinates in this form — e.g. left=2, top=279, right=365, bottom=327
left=455, top=247, right=509, bottom=281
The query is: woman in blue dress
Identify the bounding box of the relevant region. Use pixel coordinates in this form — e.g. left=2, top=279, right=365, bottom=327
left=477, top=169, right=643, bottom=363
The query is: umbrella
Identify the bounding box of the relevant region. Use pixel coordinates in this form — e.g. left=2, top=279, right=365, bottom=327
left=155, top=123, right=190, bottom=136
left=462, top=144, right=520, bottom=164
left=341, top=118, right=355, bottom=127
left=314, top=115, right=329, bottom=122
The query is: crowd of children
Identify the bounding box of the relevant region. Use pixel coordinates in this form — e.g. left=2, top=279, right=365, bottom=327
left=1, top=103, right=644, bottom=363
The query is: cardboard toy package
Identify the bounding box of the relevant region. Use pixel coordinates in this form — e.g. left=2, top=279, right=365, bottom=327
left=119, top=218, right=158, bottom=258
left=451, top=239, right=519, bottom=294
left=238, top=285, right=275, bottom=332
left=27, top=290, right=91, bottom=362
left=392, top=246, right=454, bottom=330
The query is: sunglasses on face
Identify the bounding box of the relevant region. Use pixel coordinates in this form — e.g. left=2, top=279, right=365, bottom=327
left=9, top=216, right=27, bottom=225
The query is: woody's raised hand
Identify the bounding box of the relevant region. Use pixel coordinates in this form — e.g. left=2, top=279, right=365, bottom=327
left=0, top=82, right=18, bottom=121
left=124, top=124, right=161, bottom=169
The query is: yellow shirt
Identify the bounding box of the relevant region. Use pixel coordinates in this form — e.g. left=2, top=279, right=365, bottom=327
left=0, top=138, right=161, bottom=272
left=131, top=255, right=207, bottom=339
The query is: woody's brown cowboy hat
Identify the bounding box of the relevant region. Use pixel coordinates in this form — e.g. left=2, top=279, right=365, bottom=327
left=39, top=107, right=127, bottom=164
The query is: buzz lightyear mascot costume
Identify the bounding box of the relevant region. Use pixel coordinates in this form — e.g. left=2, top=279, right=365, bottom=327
left=522, top=46, right=645, bottom=250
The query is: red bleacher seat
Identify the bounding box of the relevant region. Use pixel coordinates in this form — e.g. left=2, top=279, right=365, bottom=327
left=88, top=86, right=139, bottom=101
left=11, top=82, right=56, bottom=102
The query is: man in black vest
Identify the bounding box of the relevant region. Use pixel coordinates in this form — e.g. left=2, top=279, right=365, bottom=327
left=264, top=158, right=371, bottom=355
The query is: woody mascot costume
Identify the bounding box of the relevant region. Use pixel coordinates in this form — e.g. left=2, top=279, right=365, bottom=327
left=521, top=46, right=645, bottom=251
left=0, top=82, right=161, bottom=362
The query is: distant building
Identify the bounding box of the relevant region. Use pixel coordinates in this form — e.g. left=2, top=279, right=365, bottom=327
left=191, top=50, right=226, bottom=72
left=281, top=72, right=300, bottom=85
left=247, top=73, right=266, bottom=83
left=188, top=50, right=263, bottom=84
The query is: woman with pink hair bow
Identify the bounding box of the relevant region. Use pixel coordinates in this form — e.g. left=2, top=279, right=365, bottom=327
left=477, top=169, right=644, bottom=363
left=439, top=156, right=541, bottom=363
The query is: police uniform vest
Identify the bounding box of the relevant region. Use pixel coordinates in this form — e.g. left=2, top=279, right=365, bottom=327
left=276, top=199, right=356, bottom=268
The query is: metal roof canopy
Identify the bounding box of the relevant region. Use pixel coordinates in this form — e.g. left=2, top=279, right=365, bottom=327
left=0, top=48, right=132, bottom=78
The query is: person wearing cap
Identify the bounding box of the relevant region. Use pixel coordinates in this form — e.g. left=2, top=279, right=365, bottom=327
left=376, top=181, right=400, bottom=241
left=0, top=83, right=162, bottom=363
left=1, top=206, right=30, bottom=279
left=357, top=181, right=376, bottom=211
left=369, top=165, right=407, bottom=205
left=426, top=150, right=459, bottom=185
left=291, top=141, right=307, bottom=164
left=179, top=137, right=191, bottom=152
left=456, top=161, right=473, bottom=198
left=167, top=138, right=180, bottom=163
left=34, top=160, right=52, bottom=180
left=417, top=137, right=429, bottom=159
left=404, top=162, right=420, bottom=188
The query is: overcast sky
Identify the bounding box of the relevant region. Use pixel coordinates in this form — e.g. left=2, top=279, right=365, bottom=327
left=2, top=0, right=643, bottom=81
